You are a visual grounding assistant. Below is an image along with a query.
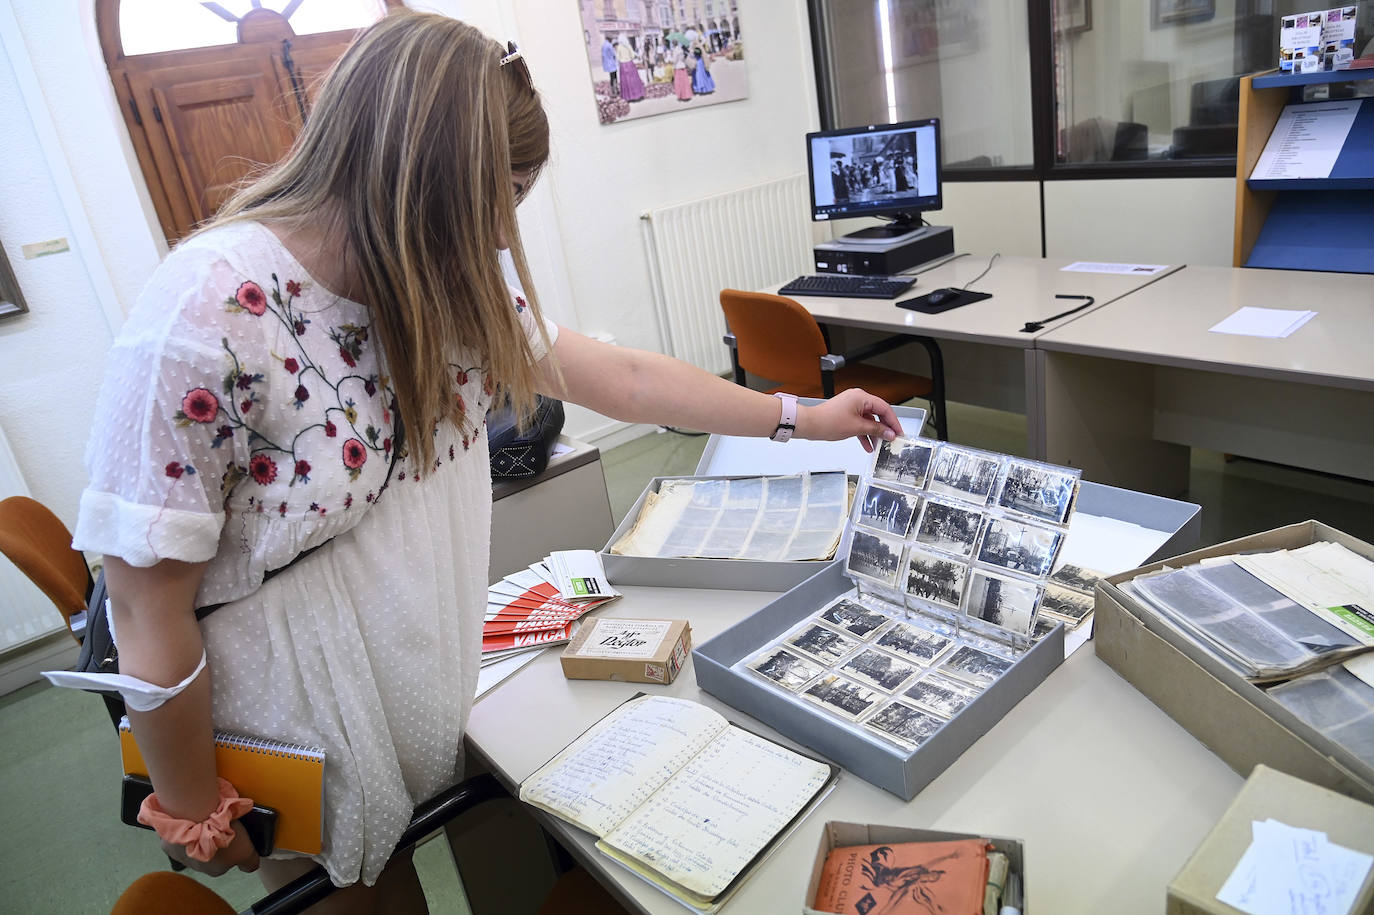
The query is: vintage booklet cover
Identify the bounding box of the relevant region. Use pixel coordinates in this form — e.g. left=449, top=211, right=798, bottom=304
left=519, top=694, right=837, bottom=911
left=813, top=838, right=992, bottom=915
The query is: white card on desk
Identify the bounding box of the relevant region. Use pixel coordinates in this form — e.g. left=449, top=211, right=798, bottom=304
left=1208, top=306, right=1316, bottom=338
left=1216, top=818, right=1372, bottom=915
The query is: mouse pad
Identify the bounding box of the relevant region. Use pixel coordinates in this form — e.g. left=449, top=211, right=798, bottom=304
left=897, top=289, right=992, bottom=314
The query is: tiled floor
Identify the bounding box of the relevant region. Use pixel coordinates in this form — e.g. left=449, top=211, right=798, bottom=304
left=3, top=401, right=1371, bottom=913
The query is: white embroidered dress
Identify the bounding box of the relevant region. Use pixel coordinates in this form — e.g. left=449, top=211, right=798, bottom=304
left=74, top=221, right=555, bottom=885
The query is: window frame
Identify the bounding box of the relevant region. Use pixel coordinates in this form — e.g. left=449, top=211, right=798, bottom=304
left=807, top=0, right=1241, bottom=183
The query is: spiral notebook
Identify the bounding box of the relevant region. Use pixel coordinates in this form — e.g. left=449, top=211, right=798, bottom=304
left=118, top=717, right=325, bottom=854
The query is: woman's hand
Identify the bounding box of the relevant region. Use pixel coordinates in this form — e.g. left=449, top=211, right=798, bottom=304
left=795, top=387, right=904, bottom=452
left=159, top=820, right=260, bottom=877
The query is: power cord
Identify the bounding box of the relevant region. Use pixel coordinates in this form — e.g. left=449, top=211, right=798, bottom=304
left=1021, top=294, right=1095, bottom=333
left=959, top=252, right=1000, bottom=292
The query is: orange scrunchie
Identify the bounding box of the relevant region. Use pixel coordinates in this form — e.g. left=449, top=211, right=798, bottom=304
left=137, top=777, right=254, bottom=863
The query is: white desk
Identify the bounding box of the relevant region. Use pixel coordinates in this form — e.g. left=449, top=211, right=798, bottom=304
left=772, top=256, right=1180, bottom=423
left=465, top=584, right=1241, bottom=914
left=1034, top=265, right=1374, bottom=493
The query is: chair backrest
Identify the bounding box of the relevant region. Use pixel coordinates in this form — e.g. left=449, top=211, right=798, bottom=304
left=719, top=289, right=828, bottom=389
left=0, top=495, right=90, bottom=631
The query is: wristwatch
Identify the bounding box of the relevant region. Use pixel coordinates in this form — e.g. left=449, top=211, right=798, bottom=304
left=770, top=392, right=798, bottom=443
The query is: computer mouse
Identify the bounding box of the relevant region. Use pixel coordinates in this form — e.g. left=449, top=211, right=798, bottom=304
left=926, top=288, right=957, bottom=305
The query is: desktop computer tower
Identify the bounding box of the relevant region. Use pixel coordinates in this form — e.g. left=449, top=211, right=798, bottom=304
left=813, top=226, right=954, bottom=276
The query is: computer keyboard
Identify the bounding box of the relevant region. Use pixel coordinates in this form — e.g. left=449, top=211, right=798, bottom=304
left=778, top=273, right=916, bottom=300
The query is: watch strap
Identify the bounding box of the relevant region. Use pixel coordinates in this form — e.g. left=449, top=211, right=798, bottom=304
left=770, top=393, right=798, bottom=443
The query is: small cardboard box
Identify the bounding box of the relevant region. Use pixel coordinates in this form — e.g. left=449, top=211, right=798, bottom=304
left=1167, top=765, right=1374, bottom=914
left=803, top=821, right=1026, bottom=914
left=1095, top=520, right=1374, bottom=804
left=560, top=618, right=692, bottom=685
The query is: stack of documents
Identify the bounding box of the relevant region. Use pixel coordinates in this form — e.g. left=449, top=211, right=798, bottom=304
left=1208, top=306, right=1317, bottom=339
left=483, top=556, right=620, bottom=663
left=546, top=549, right=620, bottom=603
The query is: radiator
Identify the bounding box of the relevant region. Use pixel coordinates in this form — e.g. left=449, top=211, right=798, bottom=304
left=0, top=423, right=63, bottom=652
left=641, top=175, right=813, bottom=375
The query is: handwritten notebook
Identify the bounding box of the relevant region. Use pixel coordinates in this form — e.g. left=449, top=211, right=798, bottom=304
left=519, top=694, right=836, bottom=912
left=118, top=717, right=325, bottom=854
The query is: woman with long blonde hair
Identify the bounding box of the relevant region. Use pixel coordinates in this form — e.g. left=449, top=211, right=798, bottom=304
left=72, top=11, right=900, bottom=913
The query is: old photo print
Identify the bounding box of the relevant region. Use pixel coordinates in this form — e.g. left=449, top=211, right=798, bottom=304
left=902, top=672, right=982, bottom=718
left=819, top=597, right=893, bottom=640
left=840, top=648, right=922, bottom=693
left=914, top=499, right=984, bottom=559
left=858, top=482, right=920, bottom=537
left=966, top=570, right=1042, bottom=637
left=784, top=622, right=860, bottom=666
left=745, top=647, right=825, bottom=691
left=863, top=699, right=945, bottom=750
left=1048, top=563, right=1103, bottom=594
left=1041, top=584, right=1094, bottom=623
left=940, top=644, right=1014, bottom=686
left=847, top=529, right=906, bottom=587
left=976, top=516, right=1063, bottom=578
left=872, top=435, right=936, bottom=488
left=874, top=620, right=952, bottom=665
left=802, top=674, right=882, bottom=720
left=995, top=459, right=1079, bottom=524
left=904, top=548, right=968, bottom=610
left=928, top=446, right=1002, bottom=504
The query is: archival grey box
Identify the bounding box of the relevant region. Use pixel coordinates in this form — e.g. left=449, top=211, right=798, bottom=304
left=693, top=562, right=1065, bottom=800
left=1073, top=479, right=1201, bottom=564
left=1096, top=520, right=1374, bottom=804
left=803, top=822, right=1027, bottom=915
left=600, top=474, right=856, bottom=592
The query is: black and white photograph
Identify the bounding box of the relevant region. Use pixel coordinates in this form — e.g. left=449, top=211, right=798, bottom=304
left=940, top=644, right=1014, bottom=686
left=723, top=476, right=763, bottom=508
left=874, top=620, right=952, bottom=665
left=928, top=446, right=1001, bottom=504
left=840, top=648, right=921, bottom=693
left=819, top=597, right=893, bottom=640
left=802, top=674, right=882, bottom=720
left=902, top=672, right=982, bottom=719
left=1047, top=563, right=1103, bottom=594
left=744, top=647, right=825, bottom=691
left=846, top=529, right=905, bottom=586
left=976, top=517, right=1063, bottom=578
left=904, top=548, right=968, bottom=610
left=858, top=482, right=920, bottom=537
left=1041, top=584, right=1094, bottom=623
left=784, top=622, right=860, bottom=666
left=913, top=500, right=984, bottom=559
left=966, top=570, right=1042, bottom=636
left=862, top=699, right=945, bottom=750
left=763, top=474, right=805, bottom=510
left=872, top=435, right=935, bottom=488
left=995, top=459, right=1079, bottom=525
left=1032, top=615, right=1062, bottom=641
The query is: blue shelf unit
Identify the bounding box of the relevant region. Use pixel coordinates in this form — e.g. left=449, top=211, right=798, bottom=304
left=1240, top=69, right=1374, bottom=274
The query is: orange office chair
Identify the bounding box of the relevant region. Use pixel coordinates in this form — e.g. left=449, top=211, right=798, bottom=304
left=0, top=495, right=92, bottom=642
left=111, top=872, right=235, bottom=915
left=719, top=289, right=948, bottom=439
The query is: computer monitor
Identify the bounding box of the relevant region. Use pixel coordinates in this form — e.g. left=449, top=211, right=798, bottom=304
left=806, top=118, right=942, bottom=241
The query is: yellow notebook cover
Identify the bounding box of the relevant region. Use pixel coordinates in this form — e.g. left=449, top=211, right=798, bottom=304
left=118, top=718, right=325, bottom=854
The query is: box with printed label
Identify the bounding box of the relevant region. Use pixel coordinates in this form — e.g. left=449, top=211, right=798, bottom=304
left=560, top=618, right=692, bottom=685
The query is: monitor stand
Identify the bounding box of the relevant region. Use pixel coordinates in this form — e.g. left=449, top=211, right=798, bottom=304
left=836, top=222, right=938, bottom=248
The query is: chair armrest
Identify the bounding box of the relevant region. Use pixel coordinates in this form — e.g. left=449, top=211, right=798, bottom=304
left=723, top=332, right=737, bottom=350
left=819, top=353, right=845, bottom=372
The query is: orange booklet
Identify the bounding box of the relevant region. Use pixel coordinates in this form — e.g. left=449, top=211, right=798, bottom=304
left=118, top=717, right=324, bottom=854
left=813, top=839, right=991, bottom=915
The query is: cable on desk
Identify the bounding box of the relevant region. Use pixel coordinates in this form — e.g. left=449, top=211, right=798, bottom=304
left=660, top=426, right=708, bottom=437
left=959, top=252, right=1000, bottom=292
left=1020, top=294, right=1095, bottom=333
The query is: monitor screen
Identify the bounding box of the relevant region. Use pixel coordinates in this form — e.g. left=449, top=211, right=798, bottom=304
left=807, top=119, right=942, bottom=225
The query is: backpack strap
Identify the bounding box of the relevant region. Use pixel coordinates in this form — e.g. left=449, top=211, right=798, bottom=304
left=194, top=411, right=406, bottom=621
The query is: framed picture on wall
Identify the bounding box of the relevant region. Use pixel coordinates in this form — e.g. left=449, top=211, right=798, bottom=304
left=1062, top=0, right=1092, bottom=34
left=893, top=0, right=984, bottom=65
left=1152, top=0, right=1216, bottom=27
left=0, top=243, right=28, bottom=319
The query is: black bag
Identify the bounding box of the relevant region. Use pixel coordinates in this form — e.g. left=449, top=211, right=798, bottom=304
left=487, top=396, right=566, bottom=479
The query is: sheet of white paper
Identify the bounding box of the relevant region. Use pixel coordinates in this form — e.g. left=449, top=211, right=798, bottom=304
left=1252, top=101, right=1361, bottom=180
left=1060, top=261, right=1169, bottom=275
left=1216, top=818, right=1373, bottom=915
left=1209, top=306, right=1317, bottom=338
left=549, top=441, right=575, bottom=460
left=1344, top=654, right=1374, bottom=690
left=1060, top=513, right=1174, bottom=576
left=475, top=649, right=542, bottom=699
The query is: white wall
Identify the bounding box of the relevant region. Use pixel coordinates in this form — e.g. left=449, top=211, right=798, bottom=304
left=0, top=0, right=1241, bottom=532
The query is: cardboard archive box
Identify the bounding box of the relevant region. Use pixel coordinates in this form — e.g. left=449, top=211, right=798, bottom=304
left=1167, top=765, right=1374, bottom=915
left=559, top=618, right=692, bottom=685
left=693, top=561, right=1066, bottom=800
left=1095, top=520, right=1374, bottom=804
left=804, top=821, right=1027, bottom=915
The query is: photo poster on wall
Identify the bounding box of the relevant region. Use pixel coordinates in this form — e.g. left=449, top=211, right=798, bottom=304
left=578, top=0, right=748, bottom=125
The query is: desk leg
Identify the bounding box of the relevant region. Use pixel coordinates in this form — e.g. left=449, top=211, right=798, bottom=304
left=1038, top=350, right=1189, bottom=495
